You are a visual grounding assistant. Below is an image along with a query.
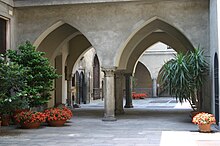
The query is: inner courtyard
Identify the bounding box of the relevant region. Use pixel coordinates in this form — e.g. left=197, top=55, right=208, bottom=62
left=0, top=0, right=220, bottom=145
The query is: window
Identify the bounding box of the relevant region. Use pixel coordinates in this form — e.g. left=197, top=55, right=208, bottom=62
left=0, top=17, right=7, bottom=54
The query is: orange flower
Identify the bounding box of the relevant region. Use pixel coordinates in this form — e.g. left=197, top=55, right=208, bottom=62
left=192, top=112, right=216, bottom=125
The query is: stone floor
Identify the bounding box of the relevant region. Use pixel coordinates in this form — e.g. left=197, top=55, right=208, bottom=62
left=0, top=97, right=219, bottom=146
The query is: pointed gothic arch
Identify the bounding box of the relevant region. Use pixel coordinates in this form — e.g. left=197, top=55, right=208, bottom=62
left=116, top=17, right=194, bottom=73
left=34, top=22, right=79, bottom=60
left=133, top=61, right=152, bottom=97
left=32, top=21, right=92, bottom=107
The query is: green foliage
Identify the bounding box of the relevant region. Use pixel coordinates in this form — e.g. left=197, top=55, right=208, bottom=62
left=0, top=55, right=29, bottom=114
left=6, top=41, right=59, bottom=107
left=160, top=48, right=209, bottom=111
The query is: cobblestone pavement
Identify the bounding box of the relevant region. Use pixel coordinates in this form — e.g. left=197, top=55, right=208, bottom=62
left=0, top=97, right=219, bottom=146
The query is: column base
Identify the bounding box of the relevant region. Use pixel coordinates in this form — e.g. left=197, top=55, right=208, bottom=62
left=124, top=104, right=133, bottom=108
left=67, top=106, right=74, bottom=110
left=102, top=116, right=117, bottom=121
left=115, top=109, right=125, bottom=115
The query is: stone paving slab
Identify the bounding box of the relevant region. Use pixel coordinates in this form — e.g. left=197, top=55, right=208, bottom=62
left=160, top=131, right=220, bottom=146
left=197, top=140, right=220, bottom=146
left=0, top=98, right=219, bottom=146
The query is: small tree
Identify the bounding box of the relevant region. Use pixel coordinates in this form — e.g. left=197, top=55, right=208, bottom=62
left=160, top=48, right=209, bottom=111
left=7, top=41, right=59, bottom=108
left=0, top=55, right=28, bottom=115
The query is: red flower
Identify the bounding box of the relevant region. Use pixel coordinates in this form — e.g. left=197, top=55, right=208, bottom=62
left=44, top=106, right=73, bottom=121
left=132, top=93, right=148, bottom=99
left=15, top=111, right=46, bottom=124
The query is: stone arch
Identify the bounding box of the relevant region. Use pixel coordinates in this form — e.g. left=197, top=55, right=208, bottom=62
left=33, top=21, right=92, bottom=106
left=34, top=22, right=77, bottom=59
left=133, top=61, right=152, bottom=97
left=67, top=39, right=92, bottom=75
left=214, top=53, right=219, bottom=125
left=93, top=54, right=101, bottom=100
left=116, top=17, right=194, bottom=73
left=33, top=21, right=65, bottom=48
left=33, top=21, right=91, bottom=61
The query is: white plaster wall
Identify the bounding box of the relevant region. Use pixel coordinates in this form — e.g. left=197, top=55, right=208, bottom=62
left=138, top=42, right=176, bottom=79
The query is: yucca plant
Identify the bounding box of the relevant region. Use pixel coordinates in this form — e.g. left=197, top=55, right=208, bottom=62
left=160, top=48, right=209, bottom=111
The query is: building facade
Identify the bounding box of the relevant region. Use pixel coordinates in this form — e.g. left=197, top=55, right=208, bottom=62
left=0, top=0, right=219, bottom=125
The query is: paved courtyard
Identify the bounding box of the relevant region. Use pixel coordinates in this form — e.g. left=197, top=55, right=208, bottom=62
left=0, top=97, right=219, bottom=146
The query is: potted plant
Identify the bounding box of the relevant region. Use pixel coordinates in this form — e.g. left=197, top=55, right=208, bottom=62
left=44, top=106, right=72, bottom=127
left=0, top=55, right=29, bottom=126
left=192, top=112, right=216, bottom=132
left=6, top=41, right=59, bottom=108
left=0, top=100, right=13, bottom=126
left=160, top=48, right=209, bottom=112
left=15, top=111, right=46, bottom=129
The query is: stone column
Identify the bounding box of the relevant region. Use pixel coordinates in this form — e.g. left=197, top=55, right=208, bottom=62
left=75, top=77, right=80, bottom=104
left=152, top=78, right=157, bottom=97
left=102, top=68, right=117, bottom=121
left=67, top=74, right=72, bottom=107
left=124, top=73, right=133, bottom=108
left=55, top=55, right=63, bottom=105
left=115, top=71, right=124, bottom=114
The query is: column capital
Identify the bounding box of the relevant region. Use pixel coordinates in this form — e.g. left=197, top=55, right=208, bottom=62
left=114, top=70, right=125, bottom=78
left=114, top=69, right=125, bottom=74
left=124, top=72, right=132, bottom=77
left=102, top=67, right=116, bottom=77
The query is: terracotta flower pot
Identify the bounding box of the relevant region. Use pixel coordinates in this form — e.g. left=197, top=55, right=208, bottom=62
left=1, top=114, right=11, bottom=126
left=48, top=120, right=66, bottom=127
left=20, top=122, right=41, bottom=129
left=198, top=123, right=211, bottom=133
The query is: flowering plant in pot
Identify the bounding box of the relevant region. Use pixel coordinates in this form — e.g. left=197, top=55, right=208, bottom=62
left=44, top=106, right=72, bottom=126
left=192, top=112, right=216, bottom=132
left=15, top=111, right=46, bottom=129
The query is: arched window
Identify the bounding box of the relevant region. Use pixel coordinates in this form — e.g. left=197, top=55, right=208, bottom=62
left=214, top=53, right=219, bottom=125
left=93, top=54, right=100, bottom=100
left=79, top=72, right=86, bottom=104
left=75, top=71, right=80, bottom=104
